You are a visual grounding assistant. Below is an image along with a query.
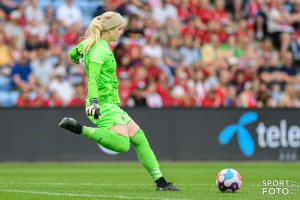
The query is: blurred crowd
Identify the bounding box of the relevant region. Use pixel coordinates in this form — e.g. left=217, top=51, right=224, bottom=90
left=1, top=0, right=300, bottom=108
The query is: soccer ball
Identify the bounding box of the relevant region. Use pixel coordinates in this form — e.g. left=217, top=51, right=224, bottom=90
left=216, top=168, right=242, bottom=193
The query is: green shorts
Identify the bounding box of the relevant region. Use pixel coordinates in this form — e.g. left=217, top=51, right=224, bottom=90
left=86, top=102, right=132, bottom=130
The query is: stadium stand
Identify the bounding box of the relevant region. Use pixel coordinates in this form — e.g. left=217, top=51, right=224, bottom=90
left=1, top=0, right=300, bottom=108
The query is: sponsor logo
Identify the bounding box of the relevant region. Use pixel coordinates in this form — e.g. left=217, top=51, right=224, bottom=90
left=218, top=112, right=300, bottom=157
left=219, top=112, right=257, bottom=157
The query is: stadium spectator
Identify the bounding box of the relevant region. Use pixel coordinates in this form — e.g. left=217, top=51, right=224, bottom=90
left=47, top=91, right=63, bottom=107
left=130, top=59, right=148, bottom=88
left=158, top=17, right=181, bottom=46
left=101, top=0, right=127, bottom=16
left=267, top=0, right=293, bottom=55
left=142, top=32, right=163, bottom=61
left=0, top=32, right=12, bottom=76
left=256, top=82, right=271, bottom=107
left=43, top=5, right=55, bottom=25
left=126, top=0, right=145, bottom=16
left=156, top=71, right=172, bottom=106
left=179, top=35, right=201, bottom=67
left=171, top=67, right=190, bottom=107
left=280, top=52, right=298, bottom=77
left=279, top=83, right=300, bottom=107
left=238, top=81, right=257, bottom=108
left=45, top=20, right=63, bottom=47
left=187, top=63, right=206, bottom=106
left=118, top=71, right=132, bottom=106
left=4, top=10, right=25, bottom=49
left=196, top=0, right=213, bottom=24
left=270, top=83, right=284, bottom=106
left=28, top=87, right=49, bottom=107
left=145, top=81, right=163, bottom=108
left=123, top=14, right=144, bottom=39
left=213, top=0, right=230, bottom=24
left=25, top=33, right=45, bottom=52
left=48, top=66, right=74, bottom=105
left=15, top=87, right=31, bottom=107
left=289, top=32, right=300, bottom=66
left=219, top=34, right=243, bottom=63
left=30, top=47, right=54, bottom=87
left=163, top=36, right=184, bottom=75
left=63, top=22, right=82, bottom=46
left=0, top=0, right=19, bottom=14
left=9, top=36, right=22, bottom=62
left=0, top=8, right=6, bottom=26
left=201, top=88, right=223, bottom=107
left=223, top=85, right=237, bottom=107
left=25, top=18, right=48, bottom=42
left=126, top=81, right=147, bottom=107
left=174, top=0, right=190, bottom=22
left=256, top=37, right=279, bottom=67
left=152, top=0, right=178, bottom=26
left=142, top=56, right=161, bottom=82
left=68, top=82, right=85, bottom=107
left=143, top=16, right=157, bottom=38
left=56, top=0, right=82, bottom=29
left=138, top=0, right=152, bottom=19
left=236, top=35, right=257, bottom=70
left=11, top=51, right=36, bottom=91
left=200, top=34, right=227, bottom=74
left=253, top=13, right=268, bottom=41
left=24, top=0, right=44, bottom=23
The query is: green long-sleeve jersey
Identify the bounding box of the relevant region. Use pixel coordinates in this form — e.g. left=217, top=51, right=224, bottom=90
left=69, top=39, right=120, bottom=105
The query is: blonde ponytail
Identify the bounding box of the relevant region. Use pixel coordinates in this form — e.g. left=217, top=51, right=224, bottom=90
left=84, top=12, right=124, bottom=54
left=84, top=17, right=103, bottom=54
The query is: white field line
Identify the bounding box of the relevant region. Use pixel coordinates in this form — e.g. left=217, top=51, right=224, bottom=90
left=0, top=182, right=299, bottom=188
left=0, top=189, right=189, bottom=200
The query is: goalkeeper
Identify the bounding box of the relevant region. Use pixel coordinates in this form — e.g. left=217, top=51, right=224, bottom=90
left=59, top=11, right=180, bottom=191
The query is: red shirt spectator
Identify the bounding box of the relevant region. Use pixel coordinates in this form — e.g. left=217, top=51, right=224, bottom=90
left=64, top=31, right=79, bottom=46
left=118, top=72, right=132, bottom=106
left=46, top=21, right=63, bottom=47
left=176, top=1, right=190, bottom=22
left=201, top=90, right=222, bottom=107
left=156, top=83, right=172, bottom=106
left=238, top=82, right=257, bottom=108
left=16, top=90, right=31, bottom=107
left=46, top=91, right=64, bottom=107
left=212, top=0, right=229, bottom=24
left=156, top=72, right=172, bottom=106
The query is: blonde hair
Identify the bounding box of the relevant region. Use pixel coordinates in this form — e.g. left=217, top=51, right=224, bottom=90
left=84, top=11, right=120, bottom=54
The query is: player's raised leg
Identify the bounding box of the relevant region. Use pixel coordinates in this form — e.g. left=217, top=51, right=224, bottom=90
left=59, top=117, right=130, bottom=153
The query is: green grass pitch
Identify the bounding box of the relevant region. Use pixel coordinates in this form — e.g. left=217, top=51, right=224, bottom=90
left=0, top=162, right=299, bottom=200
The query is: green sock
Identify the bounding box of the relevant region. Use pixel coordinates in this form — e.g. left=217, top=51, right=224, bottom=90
left=82, top=126, right=130, bottom=153
left=130, top=129, right=162, bottom=181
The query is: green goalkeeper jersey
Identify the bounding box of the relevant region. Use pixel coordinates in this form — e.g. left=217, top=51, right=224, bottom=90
left=69, top=39, right=120, bottom=105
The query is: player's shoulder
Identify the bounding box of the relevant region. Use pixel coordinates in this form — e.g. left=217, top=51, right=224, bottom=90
left=90, top=40, right=111, bottom=56
left=87, top=39, right=112, bottom=64
left=94, top=40, right=111, bottom=53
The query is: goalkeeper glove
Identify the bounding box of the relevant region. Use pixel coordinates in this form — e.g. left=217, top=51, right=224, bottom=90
left=86, top=98, right=100, bottom=119
left=76, top=47, right=84, bottom=64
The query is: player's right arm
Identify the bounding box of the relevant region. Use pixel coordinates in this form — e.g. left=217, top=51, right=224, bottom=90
left=85, top=46, right=105, bottom=119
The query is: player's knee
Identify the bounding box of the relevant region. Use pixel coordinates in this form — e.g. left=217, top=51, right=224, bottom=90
left=118, top=139, right=130, bottom=153
left=130, top=129, right=150, bottom=148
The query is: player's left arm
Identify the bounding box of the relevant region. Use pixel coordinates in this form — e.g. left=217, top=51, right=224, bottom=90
left=69, top=42, right=84, bottom=64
